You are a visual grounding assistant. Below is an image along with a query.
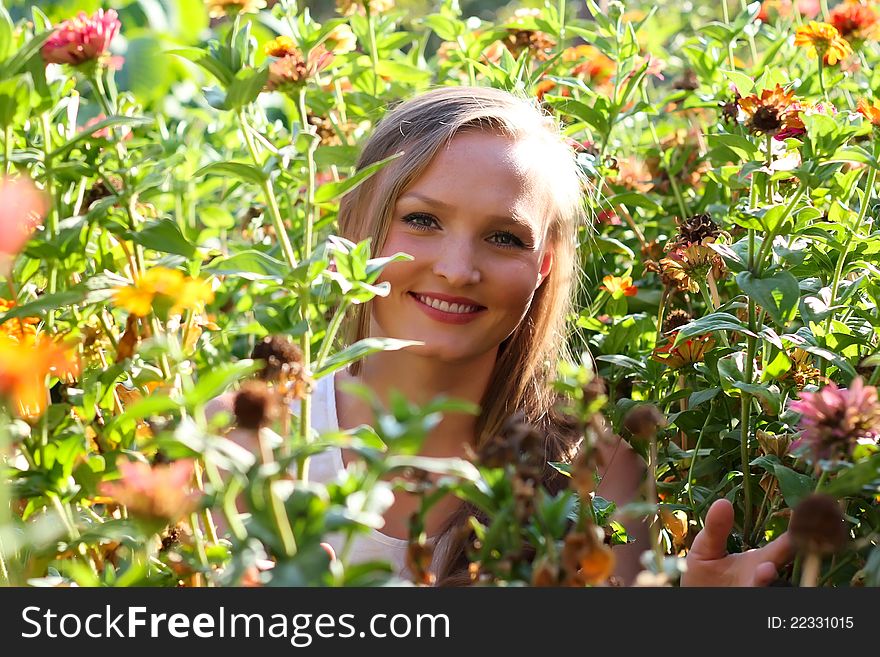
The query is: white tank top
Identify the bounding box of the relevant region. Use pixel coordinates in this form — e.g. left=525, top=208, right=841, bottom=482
left=294, top=369, right=448, bottom=582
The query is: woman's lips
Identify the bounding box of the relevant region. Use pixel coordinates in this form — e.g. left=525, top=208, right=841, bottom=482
left=408, top=292, right=487, bottom=325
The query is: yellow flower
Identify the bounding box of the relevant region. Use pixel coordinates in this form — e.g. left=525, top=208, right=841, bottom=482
left=794, top=21, right=853, bottom=65
left=204, top=0, right=266, bottom=20
left=324, top=24, right=357, bottom=54
left=264, top=35, right=297, bottom=58
left=113, top=267, right=213, bottom=319
left=600, top=275, right=638, bottom=298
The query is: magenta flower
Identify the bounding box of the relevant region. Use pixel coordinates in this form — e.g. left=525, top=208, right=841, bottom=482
left=789, top=377, right=880, bottom=462
left=41, top=9, right=120, bottom=67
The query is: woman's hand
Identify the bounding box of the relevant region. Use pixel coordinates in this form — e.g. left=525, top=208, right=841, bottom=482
left=681, top=499, right=794, bottom=587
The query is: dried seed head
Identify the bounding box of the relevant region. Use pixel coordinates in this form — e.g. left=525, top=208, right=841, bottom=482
left=623, top=404, right=667, bottom=440
left=675, top=213, right=721, bottom=246
left=789, top=494, right=848, bottom=555
left=233, top=381, right=279, bottom=430
left=663, top=308, right=693, bottom=334
left=251, top=335, right=303, bottom=382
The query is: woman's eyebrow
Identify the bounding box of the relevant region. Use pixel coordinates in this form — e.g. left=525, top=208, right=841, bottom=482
left=398, top=191, right=538, bottom=238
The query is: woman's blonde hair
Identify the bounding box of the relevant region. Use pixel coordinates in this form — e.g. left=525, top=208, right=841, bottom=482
left=336, top=85, right=586, bottom=582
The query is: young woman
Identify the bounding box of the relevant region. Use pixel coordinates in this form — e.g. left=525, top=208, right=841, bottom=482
left=217, top=86, right=793, bottom=586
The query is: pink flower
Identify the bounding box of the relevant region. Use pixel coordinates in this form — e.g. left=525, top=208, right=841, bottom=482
left=789, top=378, right=880, bottom=462
left=0, top=177, right=47, bottom=258
left=41, top=9, right=120, bottom=66
left=99, top=458, right=201, bottom=524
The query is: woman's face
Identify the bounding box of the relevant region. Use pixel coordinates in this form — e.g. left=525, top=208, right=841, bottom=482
left=370, top=130, right=554, bottom=363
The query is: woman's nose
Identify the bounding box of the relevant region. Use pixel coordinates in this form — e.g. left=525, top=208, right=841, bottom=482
left=431, top=242, right=481, bottom=285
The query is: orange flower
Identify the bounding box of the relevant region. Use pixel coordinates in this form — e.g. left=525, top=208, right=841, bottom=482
left=794, top=21, right=853, bottom=65
left=534, top=79, right=556, bottom=101
left=99, top=458, right=201, bottom=525
left=264, top=48, right=334, bottom=92
left=830, top=0, right=880, bottom=43
left=562, top=44, right=615, bottom=84
left=738, top=84, right=804, bottom=137
left=652, top=334, right=715, bottom=370
left=600, top=275, right=637, bottom=298
left=204, top=0, right=266, bottom=20
left=857, top=97, right=880, bottom=126
left=0, top=333, right=79, bottom=419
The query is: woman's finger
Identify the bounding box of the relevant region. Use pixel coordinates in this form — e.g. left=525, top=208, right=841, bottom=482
left=689, top=499, right=734, bottom=561
left=753, top=561, right=778, bottom=587
left=754, top=531, right=795, bottom=569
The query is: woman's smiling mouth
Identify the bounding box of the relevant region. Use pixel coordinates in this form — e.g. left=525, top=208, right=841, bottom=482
left=408, top=292, right=487, bottom=324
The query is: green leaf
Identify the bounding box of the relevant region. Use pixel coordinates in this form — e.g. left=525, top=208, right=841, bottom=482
left=0, top=290, right=85, bottom=322
left=224, top=66, right=269, bottom=110
left=735, top=271, right=800, bottom=326
left=674, top=312, right=757, bottom=344
left=185, top=361, right=262, bottom=408
left=0, top=29, right=52, bottom=79
left=0, top=75, right=32, bottom=129
left=772, top=464, right=813, bottom=508
left=0, top=5, right=13, bottom=62
left=195, top=161, right=266, bottom=185
left=719, top=69, right=754, bottom=94
left=315, top=338, right=423, bottom=378
left=205, top=250, right=289, bottom=281
left=689, top=387, right=720, bottom=407
left=374, top=59, right=432, bottom=84
left=167, top=47, right=234, bottom=86
left=314, top=152, right=402, bottom=203
left=49, top=116, right=154, bottom=160
left=127, top=219, right=198, bottom=258
left=544, top=96, right=608, bottom=133
left=421, top=14, right=463, bottom=40
left=822, top=454, right=880, bottom=497
left=607, top=192, right=662, bottom=213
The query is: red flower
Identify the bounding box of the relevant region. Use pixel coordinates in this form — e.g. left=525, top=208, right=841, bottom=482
left=41, top=9, right=120, bottom=66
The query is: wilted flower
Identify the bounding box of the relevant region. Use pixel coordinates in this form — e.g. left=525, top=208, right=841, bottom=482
left=789, top=378, right=880, bottom=462
left=503, top=8, right=557, bottom=61
left=614, top=157, right=654, bottom=193
left=112, top=267, right=214, bottom=319
left=205, top=0, right=267, bottom=20
left=756, top=429, right=793, bottom=458
left=657, top=243, right=725, bottom=293
left=738, top=84, right=804, bottom=137
left=41, top=9, right=120, bottom=67
left=0, top=176, right=47, bottom=260
left=251, top=335, right=311, bottom=400
left=265, top=48, right=334, bottom=93
left=623, top=404, right=667, bottom=440
left=782, top=348, right=821, bottom=389
left=830, top=0, right=880, bottom=43
left=600, top=274, right=637, bottom=298
left=561, top=526, right=615, bottom=586
left=794, top=21, right=854, bottom=65
left=99, top=459, right=201, bottom=525
left=652, top=334, right=715, bottom=370
left=673, top=213, right=721, bottom=247
left=0, top=333, right=79, bottom=419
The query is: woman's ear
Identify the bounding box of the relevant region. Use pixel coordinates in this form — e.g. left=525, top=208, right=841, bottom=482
left=537, top=249, right=553, bottom=288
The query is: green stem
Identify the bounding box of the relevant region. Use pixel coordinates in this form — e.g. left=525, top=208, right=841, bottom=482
left=817, top=57, right=827, bottom=101
left=3, top=124, right=11, bottom=176
left=314, top=299, right=351, bottom=372
left=39, top=112, right=59, bottom=331
left=648, top=436, right=665, bottom=572
left=825, top=162, right=876, bottom=334
left=366, top=5, right=381, bottom=97
left=237, top=110, right=299, bottom=270
left=720, top=0, right=736, bottom=71
left=755, top=183, right=807, bottom=273
left=687, top=402, right=714, bottom=529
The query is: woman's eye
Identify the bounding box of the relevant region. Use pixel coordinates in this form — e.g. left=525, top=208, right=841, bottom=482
left=492, top=232, right=525, bottom=248
left=402, top=213, right=436, bottom=230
